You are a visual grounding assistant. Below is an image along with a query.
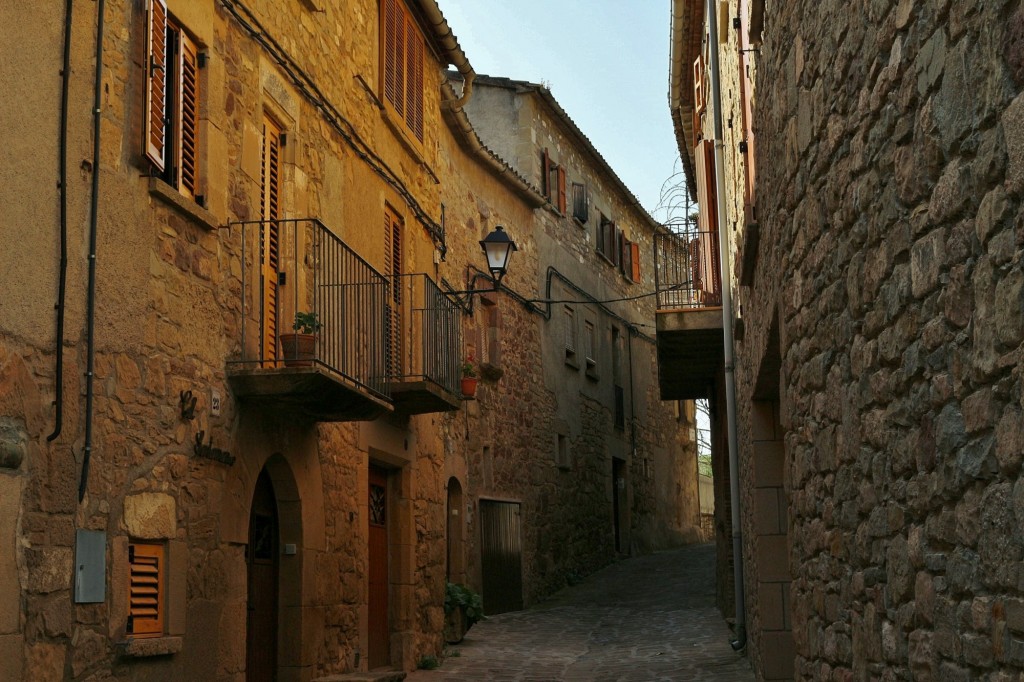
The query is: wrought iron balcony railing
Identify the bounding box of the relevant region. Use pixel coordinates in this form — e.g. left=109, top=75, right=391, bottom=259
left=386, top=273, right=462, bottom=406
left=228, top=218, right=391, bottom=405
left=654, top=221, right=722, bottom=311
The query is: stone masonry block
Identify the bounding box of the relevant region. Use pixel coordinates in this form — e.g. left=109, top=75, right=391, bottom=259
left=754, top=488, right=782, bottom=536
left=757, top=534, right=792, bottom=583
left=123, top=492, right=176, bottom=539
left=753, top=441, right=785, bottom=488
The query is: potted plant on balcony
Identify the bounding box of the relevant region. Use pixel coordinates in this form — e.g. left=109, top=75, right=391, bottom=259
left=280, top=312, right=321, bottom=367
left=444, top=582, right=484, bottom=644
left=460, top=356, right=478, bottom=398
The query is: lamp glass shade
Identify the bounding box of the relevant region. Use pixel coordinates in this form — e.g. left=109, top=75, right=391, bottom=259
left=479, top=226, right=517, bottom=284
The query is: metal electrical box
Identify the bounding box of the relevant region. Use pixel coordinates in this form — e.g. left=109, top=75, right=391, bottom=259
left=74, top=529, right=106, bottom=603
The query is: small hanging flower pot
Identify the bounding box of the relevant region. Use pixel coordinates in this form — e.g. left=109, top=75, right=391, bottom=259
left=461, top=355, right=478, bottom=398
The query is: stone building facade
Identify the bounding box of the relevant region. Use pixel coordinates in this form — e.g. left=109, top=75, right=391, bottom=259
left=669, top=0, right=1024, bottom=680
left=0, top=1, right=698, bottom=680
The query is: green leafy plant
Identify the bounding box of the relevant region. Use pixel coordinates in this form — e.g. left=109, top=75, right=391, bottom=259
left=461, top=355, right=477, bottom=379
left=292, top=311, right=322, bottom=335
left=445, top=582, right=485, bottom=627
left=417, top=655, right=440, bottom=670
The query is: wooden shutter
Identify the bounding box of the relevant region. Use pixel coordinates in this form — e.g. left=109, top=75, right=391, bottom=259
left=384, top=206, right=403, bottom=377
left=178, top=32, right=199, bottom=198
left=694, top=139, right=721, bottom=303
left=144, top=0, right=168, bottom=170
left=261, top=117, right=282, bottom=364
left=557, top=166, right=567, bottom=214
left=630, top=242, right=641, bottom=282
left=382, top=0, right=405, bottom=117
left=563, top=307, right=576, bottom=353
left=541, top=148, right=550, bottom=197
left=693, top=54, right=705, bottom=116
left=128, top=543, right=164, bottom=638
left=405, top=21, right=424, bottom=141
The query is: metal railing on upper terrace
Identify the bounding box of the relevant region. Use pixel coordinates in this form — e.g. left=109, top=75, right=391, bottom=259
left=386, top=273, right=462, bottom=397
left=228, top=218, right=391, bottom=401
left=654, top=219, right=723, bottom=311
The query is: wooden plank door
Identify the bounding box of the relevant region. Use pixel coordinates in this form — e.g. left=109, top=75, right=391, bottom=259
left=368, top=466, right=390, bottom=669
left=246, top=469, right=279, bottom=682
left=479, top=500, right=523, bottom=615
left=260, top=116, right=282, bottom=366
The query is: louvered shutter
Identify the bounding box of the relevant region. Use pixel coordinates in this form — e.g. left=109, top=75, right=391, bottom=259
left=630, top=242, right=641, bottom=282
left=383, top=0, right=405, bottom=118
left=541, top=148, right=550, bottom=198
left=128, top=544, right=164, bottom=638
left=384, top=207, right=403, bottom=377
left=563, top=308, right=576, bottom=353
left=406, top=22, right=424, bottom=141
left=261, top=117, right=282, bottom=365
left=144, top=0, right=168, bottom=170
left=178, top=33, right=199, bottom=198
left=557, top=166, right=567, bottom=214
left=693, top=54, right=704, bottom=116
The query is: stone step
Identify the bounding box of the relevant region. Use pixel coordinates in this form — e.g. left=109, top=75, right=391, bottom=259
left=313, top=671, right=406, bottom=682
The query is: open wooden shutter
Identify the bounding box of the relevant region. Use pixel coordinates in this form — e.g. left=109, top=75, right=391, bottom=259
left=144, top=0, right=168, bottom=170
left=630, top=242, right=641, bottom=282
left=383, top=0, right=405, bottom=118
left=693, top=54, right=705, bottom=116
left=128, top=543, right=164, bottom=638
left=384, top=206, right=403, bottom=377
left=178, top=32, right=199, bottom=198
left=557, top=166, right=567, bottom=214
left=405, top=20, right=424, bottom=141
left=261, top=117, right=282, bottom=365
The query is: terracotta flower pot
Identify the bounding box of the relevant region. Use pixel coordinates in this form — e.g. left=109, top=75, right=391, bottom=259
left=460, top=377, right=478, bottom=398
left=280, top=333, right=316, bottom=367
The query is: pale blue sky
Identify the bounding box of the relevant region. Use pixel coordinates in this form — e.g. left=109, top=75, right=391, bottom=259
left=437, top=0, right=682, bottom=220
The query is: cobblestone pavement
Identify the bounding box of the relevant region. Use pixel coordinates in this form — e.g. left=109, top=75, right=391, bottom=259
left=406, top=544, right=754, bottom=681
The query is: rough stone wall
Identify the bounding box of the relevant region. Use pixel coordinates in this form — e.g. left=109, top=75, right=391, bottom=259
left=441, top=80, right=702, bottom=612
left=1, top=0, right=460, bottom=679
left=737, top=0, right=1024, bottom=679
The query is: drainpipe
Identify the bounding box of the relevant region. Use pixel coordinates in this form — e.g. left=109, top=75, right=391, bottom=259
left=705, top=0, right=746, bottom=651
left=49, top=0, right=75, bottom=443
left=79, top=0, right=106, bottom=503
left=419, top=0, right=475, bottom=108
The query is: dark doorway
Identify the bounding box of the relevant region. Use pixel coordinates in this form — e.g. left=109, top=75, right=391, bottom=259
left=247, top=468, right=279, bottom=682
left=368, top=465, right=390, bottom=669
left=446, top=477, right=465, bottom=583
left=479, top=499, right=523, bottom=615
left=612, top=457, right=626, bottom=553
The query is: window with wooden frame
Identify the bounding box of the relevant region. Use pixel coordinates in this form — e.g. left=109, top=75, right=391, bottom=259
left=541, top=149, right=567, bottom=214
left=563, top=305, right=577, bottom=363
left=127, top=543, right=165, bottom=638
left=596, top=215, right=616, bottom=263
left=572, top=182, right=588, bottom=223
left=583, top=320, right=596, bottom=367
left=380, top=0, right=425, bottom=142
left=144, top=0, right=201, bottom=201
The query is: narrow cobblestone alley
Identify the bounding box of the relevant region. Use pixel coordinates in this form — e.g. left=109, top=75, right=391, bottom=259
left=406, top=544, right=753, bottom=681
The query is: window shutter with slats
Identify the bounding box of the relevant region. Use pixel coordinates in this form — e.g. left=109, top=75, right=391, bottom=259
left=145, top=0, right=168, bottom=170
left=631, top=242, right=641, bottom=282
left=178, top=32, right=199, bottom=198
left=405, top=23, right=424, bottom=141
left=557, top=166, right=567, bottom=214
left=128, top=543, right=165, bottom=638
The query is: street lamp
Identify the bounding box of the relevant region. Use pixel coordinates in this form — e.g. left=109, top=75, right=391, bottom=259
left=479, top=225, right=517, bottom=290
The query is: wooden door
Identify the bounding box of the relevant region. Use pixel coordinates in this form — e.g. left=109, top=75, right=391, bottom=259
left=479, top=500, right=523, bottom=615
left=247, top=469, right=279, bottom=682
left=260, top=116, right=282, bottom=366
left=368, top=466, right=390, bottom=669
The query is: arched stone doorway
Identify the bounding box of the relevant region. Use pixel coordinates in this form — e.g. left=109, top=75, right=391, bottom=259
left=446, top=477, right=465, bottom=583
left=245, top=455, right=303, bottom=682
